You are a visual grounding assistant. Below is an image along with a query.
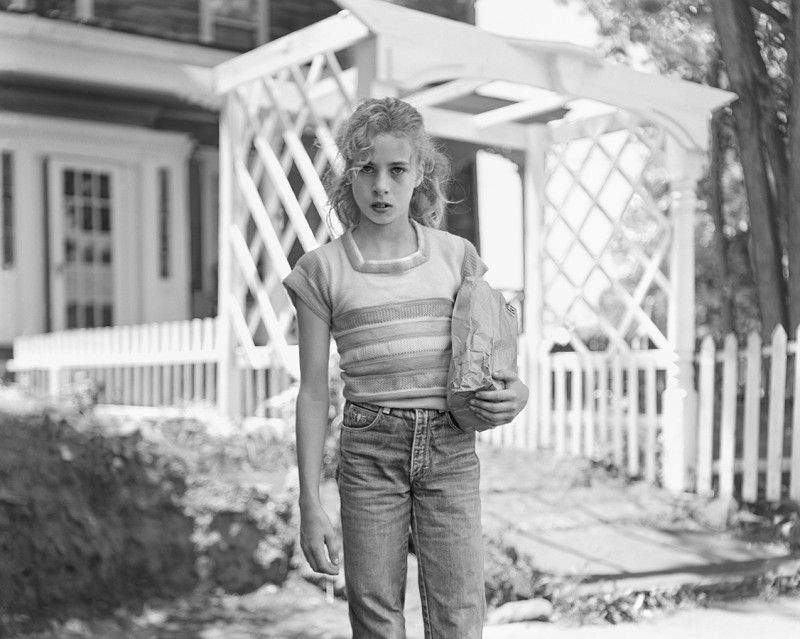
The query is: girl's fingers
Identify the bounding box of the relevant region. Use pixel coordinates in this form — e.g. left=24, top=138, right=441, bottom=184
left=474, top=389, right=514, bottom=401
left=325, top=531, right=342, bottom=570
left=493, top=369, right=519, bottom=383
left=312, top=543, right=338, bottom=575
left=470, top=405, right=515, bottom=425
left=471, top=397, right=519, bottom=413
left=303, top=536, right=339, bottom=575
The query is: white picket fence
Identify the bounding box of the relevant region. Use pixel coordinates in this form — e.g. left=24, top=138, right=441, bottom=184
left=10, top=319, right=800, bottom=503
left=527, top=327, right=800, bottom=504
left=9, top=317, right=292, bottom=418
left=695, top=325, right=800, bottom=502
left=497, top=349, right=671, bottom=485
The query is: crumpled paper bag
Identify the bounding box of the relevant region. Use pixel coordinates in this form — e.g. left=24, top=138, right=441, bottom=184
left=447, top=276, right=518, bottom=432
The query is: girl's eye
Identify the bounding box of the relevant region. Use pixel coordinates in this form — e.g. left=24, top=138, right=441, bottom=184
left=358, top=165, right=374, bottom=174
left=391, top=167, right=406, bottom=175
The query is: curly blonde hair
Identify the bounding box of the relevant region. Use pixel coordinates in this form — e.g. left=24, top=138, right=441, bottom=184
left=325, top=97, right=451, bottom=229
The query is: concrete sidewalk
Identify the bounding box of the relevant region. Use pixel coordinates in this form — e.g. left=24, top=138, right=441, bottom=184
left=395, top=444, right=799, bottom=638
left=477, top=444, right=797, bottom=593
left=483, top=594, right=800, bottom=638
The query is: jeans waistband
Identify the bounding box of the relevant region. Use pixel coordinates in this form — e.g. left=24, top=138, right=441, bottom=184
left=347, top=400, right=448, bottom=419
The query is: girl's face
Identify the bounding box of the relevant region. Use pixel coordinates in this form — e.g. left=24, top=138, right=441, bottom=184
left=351, top=133, right=421, bottom=230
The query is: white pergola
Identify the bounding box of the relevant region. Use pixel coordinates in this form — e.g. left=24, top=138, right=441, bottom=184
left=212, top=0, right=735, bottom=490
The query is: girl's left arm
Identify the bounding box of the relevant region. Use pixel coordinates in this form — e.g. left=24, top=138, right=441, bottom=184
left=468, top=370, right=530, bottom=427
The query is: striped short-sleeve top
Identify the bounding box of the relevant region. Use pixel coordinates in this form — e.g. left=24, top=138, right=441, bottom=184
left=283, top=220, right=487, bottom=409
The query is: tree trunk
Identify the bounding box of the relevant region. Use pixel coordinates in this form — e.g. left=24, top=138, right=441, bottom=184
left=710, top=0, right=789, bottom=337
left=709, top=111, right=735, bottom=334
left=788, top=1, right=800, bottom=331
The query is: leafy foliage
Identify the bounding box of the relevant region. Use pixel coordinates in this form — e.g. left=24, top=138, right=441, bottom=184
left=560, top=0, right=799, bottom=338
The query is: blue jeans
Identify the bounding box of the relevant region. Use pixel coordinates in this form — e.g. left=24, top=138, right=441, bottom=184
left=337, top=400, right=485, bottom=639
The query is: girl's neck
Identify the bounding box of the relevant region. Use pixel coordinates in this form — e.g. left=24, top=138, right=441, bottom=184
left=352, top=218, right=418, bottom=261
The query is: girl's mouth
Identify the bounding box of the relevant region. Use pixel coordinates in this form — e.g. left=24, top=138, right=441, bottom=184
left=371, top=202, right=391, bottom=211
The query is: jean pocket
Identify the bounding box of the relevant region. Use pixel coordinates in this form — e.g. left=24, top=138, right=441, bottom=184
left=444, top=411, right=464, bottom=433
left=341, top=401, right=385, bottom=431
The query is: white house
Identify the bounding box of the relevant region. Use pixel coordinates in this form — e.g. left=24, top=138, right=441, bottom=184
left=0, top=0, right=348, bottom=372
left=0, top=0, right=481, bottom=377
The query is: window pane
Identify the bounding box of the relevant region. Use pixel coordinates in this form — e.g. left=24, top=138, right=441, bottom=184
left=66, top=302, right=78, bottom=329
left=80, top=171, right=92, bottom=196
left=159, top=168, right=170, bottom=278
left=100, top=205, right=110, bottom=232
left=64, top=169, right=75, bottom=196
left=82, top=204, right=93, bottom=231
left=1, top=152, right=13, bottom=268
left=84, top=304, right=95, bottom=328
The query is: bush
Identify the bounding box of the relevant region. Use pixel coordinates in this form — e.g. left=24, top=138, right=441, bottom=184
left=0, top=412, right=196, bottom=618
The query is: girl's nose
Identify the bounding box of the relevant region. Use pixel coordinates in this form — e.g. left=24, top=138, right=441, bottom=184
left=373, top=171, right=390, bottom=193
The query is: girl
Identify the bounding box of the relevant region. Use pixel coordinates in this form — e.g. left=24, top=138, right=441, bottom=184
left=284, top=97, right=529, bottom=638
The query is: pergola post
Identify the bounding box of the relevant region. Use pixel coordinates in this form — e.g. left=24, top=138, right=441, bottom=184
left=662, top=140, right=705, bottom=491
left=353, top=36, right=397, bottom=99
left=216, top=96, right=242, bottom=421
left=522, top=126, right=547, bottom=449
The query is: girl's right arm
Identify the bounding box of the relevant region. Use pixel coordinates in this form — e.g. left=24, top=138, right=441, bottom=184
left=294, top=297, right=341, bottom=576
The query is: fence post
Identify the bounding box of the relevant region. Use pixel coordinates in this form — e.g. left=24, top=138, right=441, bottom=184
left=48, top=365, right=60, bottom=398
left=662, top=143, right=703, bottom=492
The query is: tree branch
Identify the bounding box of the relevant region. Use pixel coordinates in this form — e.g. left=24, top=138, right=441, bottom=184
left=748, top=0, right=790, bottom=27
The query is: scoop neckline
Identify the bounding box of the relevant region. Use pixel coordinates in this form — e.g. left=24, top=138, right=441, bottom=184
left=343, top=220, right=430, bottom=274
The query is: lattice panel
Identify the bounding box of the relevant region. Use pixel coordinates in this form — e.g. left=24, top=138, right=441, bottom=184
left=226, top=50, right=355, bottom=370
left=543, top=112, right=670, bottom=353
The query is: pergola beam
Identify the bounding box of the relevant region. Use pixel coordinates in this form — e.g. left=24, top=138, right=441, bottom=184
left=213, top=11, right=369, bottom=95
left=473, top=96, right=567, bottom=129
left=405, top=79, right=486, bottom=108
left=419, top=106, right=527, bottom=150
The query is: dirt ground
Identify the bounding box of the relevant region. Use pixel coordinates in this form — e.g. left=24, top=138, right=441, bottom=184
left=7, top=442, right=721, bottom=639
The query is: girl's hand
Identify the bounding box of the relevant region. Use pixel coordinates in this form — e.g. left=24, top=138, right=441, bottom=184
left=299, top=501, right=341, bottom=575
left=469, top=370, right=530, bottom=427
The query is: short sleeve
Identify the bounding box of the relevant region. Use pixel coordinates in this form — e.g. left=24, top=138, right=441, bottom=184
left=460, top=238, right=488, bottom=280
left=283, top=250, right=332, bottom=325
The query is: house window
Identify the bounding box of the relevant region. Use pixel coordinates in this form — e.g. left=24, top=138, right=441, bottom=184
left=1, top=152, right=13, bottom=269
left=158, top=167, right=171, bottom=279
left=200, top=0, right=269, bottom=49
left=61, top=166, right=114, bottom=329
left=8, top=0, right=93, bottom=20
